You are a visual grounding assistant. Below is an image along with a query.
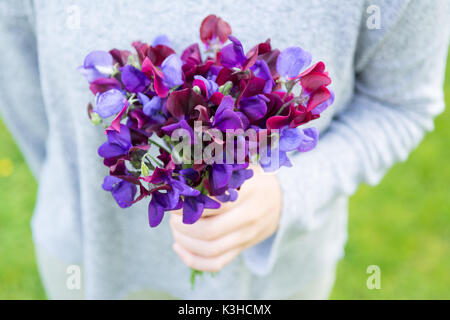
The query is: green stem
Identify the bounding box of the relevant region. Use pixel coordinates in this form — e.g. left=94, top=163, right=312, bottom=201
left=148, top=138, right=171, bottom=154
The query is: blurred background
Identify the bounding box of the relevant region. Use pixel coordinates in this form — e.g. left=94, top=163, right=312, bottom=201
left=0, top=52, right=449, bottom=300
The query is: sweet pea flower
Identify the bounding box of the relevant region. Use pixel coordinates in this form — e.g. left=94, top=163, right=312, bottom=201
left=152, top=35, right=172, bottom=47
left=259, top=126, right=318, bottom=172
left=211, top=95, right=243, bottom=131
left=250, top=60, right=274, bottom=93
left=78, top=50, right=114, bottom=83
left=98, top=124, right=132, bottom=159
left=120, top=65, right=151, bottom=93
left=239, top=94, right=269, bottom=122
left=161, top=54, right=184, bottom=88
left=137, top=93, right=165, bottom=123
left=141, top=54, right=184, bottom=97
left=94, top=89, right=126, bottom=118
left=183, top=194, right=221, bottom=224
left=276, top=47, right=312, bottom=80
left=193, top=75, right=219, bottom=98
left=102, top=175, right=137, bottom=208
left=200, top=14, right=232, bottom=49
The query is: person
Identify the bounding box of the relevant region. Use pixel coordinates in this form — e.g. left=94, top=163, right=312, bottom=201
left=0, top=0, right=449, bottom=299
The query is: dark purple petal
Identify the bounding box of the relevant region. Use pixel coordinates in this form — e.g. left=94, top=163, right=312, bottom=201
left=182, top=196, right=205, bottom=224
left=219, top=36, right=246, bottom=68
left=250, top=60, right=274, bottom=93
left=276, top=47, right=312, bottom=79
left=199, top=194, right=221, bottom=209
left=120, top=65, right=151, bottom=93
left=239, top=95, right=268, bottom=122
left=228, top=168, right=254, bottom=189
left=161, top=119, right=195, bottom=143
left=148, top=193, right=166, bottom=227
left=89, top=77, right=122, bottom=95
left=171, top=180, right=201, bottom=197
left=211, top=164, right=233, bottom=190
left=111, top=180, right=137, bottom=208
left=212, top=97, right=243, bottom=131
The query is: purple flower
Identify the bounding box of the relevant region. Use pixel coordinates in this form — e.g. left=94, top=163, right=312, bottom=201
left=220, top=36, right=247, bottom=69
left=239, top=94, right=269, bottom=122
left=215, top=189, right=238, bottom=202
left=276, top=47, right=312, bottom=80
left=193, top=75, right=219, bottom=98
left=94, top=89, right=126, bottom=118
left=98, top=124, right=132, bottom=159
left=228, top=165, right=254, bottom=189
left=212, top=95, right=243, bottom=131
left=297, top=127, right=319, bottom=152
left=161, top=54, right=184, bottom=88
left=148, top=191, right=171, bottom=227
left=259, top=126, right=318, bottom=172
left=209, top=163, right=233, bottom=195
left=250, top=60, right=274, bottom=93
left=102, top=176, right=137, bottom=208
left=78, top=50, right=114, bottom=83
left=152, top=35, right=172, bottom=47
left=161, top=119, right=195, bottom=144
left=120, top=65, right=151, bottom=93
left=147, top=175, right=200, bottom=227
left=137, top=93, right=165, bottom=123
left=183, top=194, right=220, bottom=224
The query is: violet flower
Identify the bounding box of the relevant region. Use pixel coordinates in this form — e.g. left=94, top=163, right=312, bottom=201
left=276, top=47, right=312, bottom=80
left=211, top=95, right=243, bottom=131
left=250, top=60, right=274, bottom=93
left=94, top=89, right=126, bottom=118
left=152, top=35, right=172, bottom=47
left=120, top=65, right=151, bottom=93
left=98, top=124, right=132, bottom=159
left=259, top=126, right=318, bottom=172
left=239, top=94, right=269, bottom=122
left=102, top=175, right=137, bottom=208
left=137, top=93, right=165, bottom=123
left=193, top=75, right=219, bottom=98
left=220, top=36, right=247, bottom=69
left=161, top=54, right=184, bottom=88
left=183, top=194, right=220, bottom=224
left=78, top=50, right=114, bottom=83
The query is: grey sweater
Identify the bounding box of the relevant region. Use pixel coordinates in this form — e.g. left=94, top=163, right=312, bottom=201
left=0, top=0, right=448, bottom=299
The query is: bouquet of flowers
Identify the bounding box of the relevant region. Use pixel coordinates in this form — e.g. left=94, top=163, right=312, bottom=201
left=79, top=14, right=333, bottom=286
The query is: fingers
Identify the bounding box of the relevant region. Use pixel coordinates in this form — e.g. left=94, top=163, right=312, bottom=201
left=172, top=242, right=241, bottom=273
left=171, top=223, right=258, bottom=258
left=170, top=201, right=258, bottom=241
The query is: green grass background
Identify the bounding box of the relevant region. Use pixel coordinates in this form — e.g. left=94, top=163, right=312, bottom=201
left=0, top=53, right=449, bottom=300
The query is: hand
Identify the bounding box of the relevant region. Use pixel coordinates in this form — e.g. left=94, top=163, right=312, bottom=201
left=170, top=166, right=282, bottom=272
